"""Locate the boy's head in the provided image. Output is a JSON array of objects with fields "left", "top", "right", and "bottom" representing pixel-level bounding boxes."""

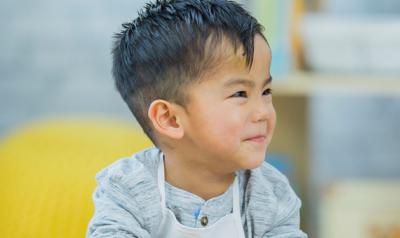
[{"left": 112, "top": 0, "right": 268, "bottom": 145}]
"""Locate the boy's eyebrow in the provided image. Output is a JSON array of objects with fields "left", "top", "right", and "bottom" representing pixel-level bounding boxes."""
[{"left": 223, "top": 76, "right": 273, "bottom": 88}]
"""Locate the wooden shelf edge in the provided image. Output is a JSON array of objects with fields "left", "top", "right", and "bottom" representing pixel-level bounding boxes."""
[{"left": 273, "top": 72, "right": 400, "bottom": 97}]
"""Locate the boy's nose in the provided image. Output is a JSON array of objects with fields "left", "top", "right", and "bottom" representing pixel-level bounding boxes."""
[{"left": 250, "top": 100, "right": 272, "bottom": 123}]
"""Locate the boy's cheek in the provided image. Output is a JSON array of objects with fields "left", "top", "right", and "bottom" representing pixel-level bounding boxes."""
[
  {"left": 205, "top": 121, "right": 241, "bottom": 148},
  {"left": 268, "top": 113, "right": 277, "bottom": 133}
]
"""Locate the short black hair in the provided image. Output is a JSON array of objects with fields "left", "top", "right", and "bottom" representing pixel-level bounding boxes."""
[{"left": 112, "top": 0, "right": 265, "bottom": 144}]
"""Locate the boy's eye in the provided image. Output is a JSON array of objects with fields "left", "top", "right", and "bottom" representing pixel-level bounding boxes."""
[
  {"left": 263, "top": 88, "right": 273, "bottom": 96},
  {"left": 231, "top": 91, "right": 248, "bottom": 98}
]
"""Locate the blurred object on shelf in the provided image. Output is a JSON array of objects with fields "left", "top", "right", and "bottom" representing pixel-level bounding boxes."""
[
  {"left": 319, "top": 0, "right": 400, "bottom": 15},
  {"left": 250, "top": 0, "right": 296, "bottom": 76},
  {"left": 320, "top": 180, "right": 400, "bottom": 238},
  {"left": 266, "top": 153, "right": 293, "bottom": 179},
  {"left": 301, "top": 14, "right": 400, "bottom": 74},
  {"left": 368, "top": 224, "right": 400, "bottom": 238},
  {"left": 304, "top": 0, "right": 322, "bottom": 12},
  {"left": 291, "top": 0, "right": 306, "bottom": 70}
]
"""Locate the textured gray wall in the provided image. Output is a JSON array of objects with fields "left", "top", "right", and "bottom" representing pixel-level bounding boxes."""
[{"left": 0, "top": 0, "right": 149, "bottom": 136}]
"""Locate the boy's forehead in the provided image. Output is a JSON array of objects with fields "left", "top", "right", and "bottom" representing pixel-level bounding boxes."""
[
  {"left": 211, "top": 34, "right": 269, "bottom": 66},
  {"left": 222, "top": 76, "right": 273, "bottom": 89},
  {"left": 200, "top": 36, "right": 271, "bottom": 84},
  {"left": 204, "top": 36, "right": 247, "bottom": 65}
]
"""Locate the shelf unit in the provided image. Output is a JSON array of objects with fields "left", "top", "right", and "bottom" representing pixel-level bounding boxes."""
[{"left": 268, "top": 71, "right": 400, "bottom": 236}]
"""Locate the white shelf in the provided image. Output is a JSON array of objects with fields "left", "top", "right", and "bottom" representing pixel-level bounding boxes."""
[{"left": 273, "top": 72, "right": 400, "bottom": 97}]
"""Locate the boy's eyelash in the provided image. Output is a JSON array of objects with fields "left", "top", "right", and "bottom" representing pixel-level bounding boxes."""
[
  {"left": 263, "top": 88, "right": 273, "bottom": 95},
  {"left": 232, "top": 91, "right": 248, "bottom": 98},
  {"left": 231, "top": 88, "right": 273, "bottom": 98}
]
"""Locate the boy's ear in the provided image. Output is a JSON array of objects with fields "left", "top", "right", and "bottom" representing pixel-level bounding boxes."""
[{"left": 148, "top": 99, "right": 184, "bottom": 139}]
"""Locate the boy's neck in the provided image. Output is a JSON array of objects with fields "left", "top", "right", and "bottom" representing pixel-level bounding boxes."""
[{"left": 163, "top": 153, "right": 236, "bottom": 201}]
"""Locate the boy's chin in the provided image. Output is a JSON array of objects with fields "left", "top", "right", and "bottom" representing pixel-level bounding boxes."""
[{"left": 238, "top": 154, "right": 266, "bottom": 170}]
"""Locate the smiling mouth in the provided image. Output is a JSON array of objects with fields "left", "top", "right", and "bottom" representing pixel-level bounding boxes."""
[{"left": 245, "top": 135, "right": 266, "bottom": 144}]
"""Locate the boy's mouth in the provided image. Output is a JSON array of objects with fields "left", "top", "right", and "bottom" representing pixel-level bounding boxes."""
[{"left": 244, "top": 135, "right": 266, "bottom": 144}]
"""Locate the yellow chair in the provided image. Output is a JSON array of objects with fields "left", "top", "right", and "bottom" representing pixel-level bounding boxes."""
[{"left": 0, "top": 118, "right": 153, "bottom": 238}]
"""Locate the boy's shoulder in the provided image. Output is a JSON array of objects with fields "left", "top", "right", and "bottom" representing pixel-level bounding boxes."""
[
  {"left": 241, "top": 161, "right": 301, "bottom": 224},
  {"left": 96, "top": 147, "right": 160, "bottom": 179},
  {"left": 92, "top": 147, "right": 162, "bottom": 234},
  {"left": 253, "top": 161, "right": 292, "bottom": 188},
  {"left": 242, "top": 163, "right": 306, "bottom": 236},
  {"left": 245, "top": 160, "right": 293, "bottom": 191},
  {"left": 94, "top": 147, "right": 161, "bottom": 198}
]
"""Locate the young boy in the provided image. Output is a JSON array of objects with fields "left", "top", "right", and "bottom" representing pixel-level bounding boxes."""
[{"left": 87, "top": 0, "right": 307, "bottom": 237}]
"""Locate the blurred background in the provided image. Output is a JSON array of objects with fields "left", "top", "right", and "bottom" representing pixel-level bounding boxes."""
[{"left": 1, "top": 0, "right": 400, "bottom": 237}]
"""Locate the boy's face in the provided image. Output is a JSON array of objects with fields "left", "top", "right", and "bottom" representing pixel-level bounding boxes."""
[{"left": 180, "top": 34, "right": 276, "bottom": 172}]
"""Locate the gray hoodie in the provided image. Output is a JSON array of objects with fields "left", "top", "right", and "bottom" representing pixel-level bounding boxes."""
[{"left": 87, "top": 147, "right": 307, "bottom": 238}]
